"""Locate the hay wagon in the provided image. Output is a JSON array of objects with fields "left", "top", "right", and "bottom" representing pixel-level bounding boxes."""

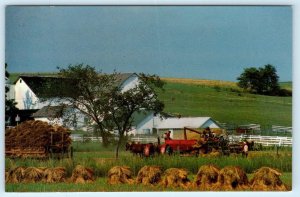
[
  {"left": 5, "top": 120, "right": 73, "bottom": 159},
  {"left": 159, "top": 127, "right": 230, "bottom": 156}
]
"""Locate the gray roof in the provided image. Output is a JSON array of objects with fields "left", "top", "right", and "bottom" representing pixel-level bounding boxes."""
[{"left": 32, "top": 106, "right": 67, "bottom": 118}]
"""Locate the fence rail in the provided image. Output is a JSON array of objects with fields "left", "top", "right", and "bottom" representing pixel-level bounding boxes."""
[{"left": 229, "top": 134, "right": 292, "bottom": 147}]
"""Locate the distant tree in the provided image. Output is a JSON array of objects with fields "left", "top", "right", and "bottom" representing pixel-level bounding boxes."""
[
  {"left": 237, "top": 64, "right": 280, "bottom": 95},
  {"left": 5, "top": 63, "right": 18, "bottom": 125}
]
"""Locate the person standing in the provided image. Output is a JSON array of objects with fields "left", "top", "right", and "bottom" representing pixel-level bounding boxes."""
[{"left": 242, "top": 141, "right": 249, "bottom": 157}]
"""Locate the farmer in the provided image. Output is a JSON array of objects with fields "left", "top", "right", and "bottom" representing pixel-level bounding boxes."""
[
  {"left": 242, "top": 141, "right": 249, "bottom": 158},
  {"left": 165, "top": 130, "right": 172, "bottom": 140}
]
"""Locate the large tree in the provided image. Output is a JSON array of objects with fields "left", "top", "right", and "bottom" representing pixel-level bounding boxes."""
[
  {"left": 41, "top": 64, "right": 165, "bottom": 156},
  {"left": 5, "top": 63, "right": 18, "bottom": 125},
  {"left": 237, "top": 64, "right": 280, "bottom": 95}
]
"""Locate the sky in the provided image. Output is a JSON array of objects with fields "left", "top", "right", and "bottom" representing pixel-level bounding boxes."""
[{"left": 5, "top": 5, "right": 292, "bottom": 82}]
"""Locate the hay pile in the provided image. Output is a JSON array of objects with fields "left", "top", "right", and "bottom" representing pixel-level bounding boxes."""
[
  {"left": 212, "top": 166, "right": 249, "bottom": 191},
  {"left": 194, "top": 164, "right": 220, "bottom": 190},
  {"left": 6, "top": 166, "right": 25, "bottom": 183},
  {"left": 5, "top": 120, "right": 71, "bottom": 157},
  {"left": 70, "top": 165, "right": 95, "bottom": 184},
  {"left": 43, "top": 167, "right": 66, "bottom": 183},
  {"left": 250, "top": 167, "right": 289, "bottom": 191},
  {"left": 107, "top": 166, "right": 134, "bottom": 185},
  {"left": 23, "top": 167, "right": 46, "bottom": 183},
  {"left": 161, "top": 168, "right": 191, "bottom": 188},
  {"left": 136, "top": 165, "right": 162, "bottom": 185}
]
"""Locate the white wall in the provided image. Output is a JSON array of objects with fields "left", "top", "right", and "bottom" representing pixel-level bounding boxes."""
[
  {"left": 136, "top": 113, "right": 157, "bottom": 134},
  {"left": 120, "top": 74, "right": 140, "bottom": 92},
  {"left": 14, "top": 78, "right": 39, "bottom": 109},
  {"left": 201, "top": 119, "right": 220, "bottom": 128}
]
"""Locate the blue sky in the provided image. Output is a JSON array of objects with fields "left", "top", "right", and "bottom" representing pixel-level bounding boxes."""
[{"left": 5, "top": 6, "right": 292, "bottom": 81}]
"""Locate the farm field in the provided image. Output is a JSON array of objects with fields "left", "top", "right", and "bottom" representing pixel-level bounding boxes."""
[
  {"left": 159, "top": 78, "right": 292, "bottom": 128},
  {"left": 5, "top": 142, "right": 292, "bottom": 192}
]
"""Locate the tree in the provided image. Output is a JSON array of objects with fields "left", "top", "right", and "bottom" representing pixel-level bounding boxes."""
[
  {"left": 5, "top": 63, "right": 18, "bottom": 125},
  {"left": 38, "top": 64, "right": 116, "bottom": 146},
  {"left": 237, "top": 64, "right": 280, "bottom": 95},
  {"left": 41, "top": 64, "right": 165, "bottom": 156},
  {"left": 109, "top": 73, "right": 165, "bottom": 158}
]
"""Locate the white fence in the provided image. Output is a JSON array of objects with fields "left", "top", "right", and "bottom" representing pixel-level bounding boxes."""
[
  {"left": 71, "top": 136, "right": 103, "bottom": 142},
  {"left": 229, "top": 134, "right": 292, "bottom": 147},
  {"left": 272, "top": 125, "right": 292, "bottom": 134}
]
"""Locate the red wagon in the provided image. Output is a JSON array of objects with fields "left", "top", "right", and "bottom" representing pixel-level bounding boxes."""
[{"left": 159, "top": 127, "right": 202, "bottom": 155}]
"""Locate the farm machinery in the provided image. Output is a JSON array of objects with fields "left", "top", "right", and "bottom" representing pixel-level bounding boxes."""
[
  {"left": 159, "top": 127, "right": 232, "bottom": 156},
  {"left": 127, "top": 127, "right": 248, "bottom": 157}
]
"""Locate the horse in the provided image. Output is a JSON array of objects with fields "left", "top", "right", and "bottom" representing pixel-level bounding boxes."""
[{"left": 125, "top": 142, "right": 145, "bottom": 157}]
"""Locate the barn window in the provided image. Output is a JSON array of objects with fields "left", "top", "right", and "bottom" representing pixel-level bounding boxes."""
[{"left": 20, "top": 79, "right": 22, "bottom": 83}]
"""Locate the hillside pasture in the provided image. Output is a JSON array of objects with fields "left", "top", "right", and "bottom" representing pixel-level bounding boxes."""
[{"left": 159, "top": 81, "right": 292, "bottom": 128}]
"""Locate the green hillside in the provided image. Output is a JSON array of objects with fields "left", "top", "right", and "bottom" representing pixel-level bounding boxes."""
[
  {"left": 8, "top": 73, "right": 292, "bottom": 129},
  {"left": 159, "top": 80, "right": 292, "bottom": 129}
]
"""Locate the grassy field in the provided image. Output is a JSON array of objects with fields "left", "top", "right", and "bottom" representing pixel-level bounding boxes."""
[
  {"left": 5, "top": 142, "right": 292, "bottom": 192},
  {"left": 159, "top": 79, "right": 292, "bottom": 128}
]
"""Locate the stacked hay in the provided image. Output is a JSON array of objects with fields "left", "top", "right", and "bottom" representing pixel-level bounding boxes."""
[
  {"left": 194, "top": 164, "right": 220, "bottom": 190},
  {"left": 136, "top": 165, "right": 162, "bottom": 185},
  {"left": 23, "top": 167, "right": 46, "bottom": 183},
  {"left": 70, "top": 165, "right": 95, "bottom": 184},
  {"left": 213, "top": 166, "right": 249, "bottom": 191},
  {"left": 5, "top": 120, "right": 71, "bottom": 158},
  {"left": 161, "top": 168, "right": 191, "bottom": 189},
  {"left": 107, "top": 166, "right": 134, "bottom": 185},
  {"left": 250, "top": 167, "right": 289, "bottom": 191},
  {"left": 5, "top": 166, "right": 26, "bottom": 183},
  {"left": 43, "top": 167, "right": 66, "bottom": 183}
]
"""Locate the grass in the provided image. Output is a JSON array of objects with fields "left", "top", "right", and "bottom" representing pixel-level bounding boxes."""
[
  {"left": 158, "top": 81, "right": 292, "bottom": 128},
  {"left": 5, "top": 142, "right": 292, "bottom": 192},
  {"left": 6, "top": 172, "right": 292, "bottom": 192}
]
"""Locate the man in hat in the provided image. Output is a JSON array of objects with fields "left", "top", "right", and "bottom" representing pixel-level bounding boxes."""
[{"left": 165, "top": 130, "right": 172, "bottom": 140}]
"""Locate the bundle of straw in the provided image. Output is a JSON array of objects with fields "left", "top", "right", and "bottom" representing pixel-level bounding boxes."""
[
  {"left": 212, "top": 166, "right": 249, "bottom": 191},
  {"left": 250, "top": 167, "right": 289, "bottom": 191},
  {"left": 136, "top": 165, "right": 162, "bottom": 185},
  {"left": 70, "top": 165, "right": 94, "bottom": 184},
  {"left": 161, "top": 168, "right": 191, "bottom": 189},
  {"left": 194, "top": 164, "right": 220, "bottom": 190},
  {"left": 107, "top": 166, "right": 134, "bottom": 185}
]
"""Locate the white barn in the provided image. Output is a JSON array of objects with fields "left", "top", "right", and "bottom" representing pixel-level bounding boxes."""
[
  {"left": 13, "top": 73, "right": 140, "bottom": 110},
  {"left": 10, "top": 73, "right": 140, "bottom": 128},
  {"left": 132, "top": 111, "right": 221, "bottom": 136}
]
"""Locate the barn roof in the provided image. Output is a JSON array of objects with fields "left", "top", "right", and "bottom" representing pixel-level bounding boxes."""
[
  {"left": 155, "top": 117, "right": 220, "bottom": 129},
  {"left": 14, "top": 73, "right": 137, "bottom": 97}
]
